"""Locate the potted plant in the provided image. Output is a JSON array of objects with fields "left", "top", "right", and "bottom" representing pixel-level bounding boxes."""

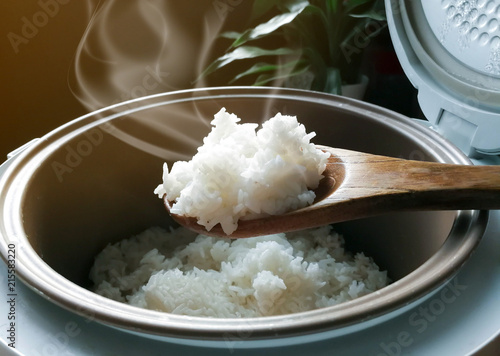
[{"left": 200, "top": 0, "right": 386, "bottom": 96}]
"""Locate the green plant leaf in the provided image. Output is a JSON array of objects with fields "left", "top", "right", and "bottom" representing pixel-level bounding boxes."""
[
  {"left": 230, "top": 59, "right": 307, "bottom": 83},
  {"left": 250, "top": 0, "right": 310, "bottom": 21},
  {"left": 230, "top": 62, "right": 279, "bottom": 83},
  {"left": 322, "top": 67, "right": 342, "bottom": 94},
  {"left": 300, "top": 4, "right": 328, "bottom": 23},
  {"left": 199, "top": 46, "right": 298, "bottom": 79},
  {"left": 346, "top": 0, "right": 386, "bottom": 20},
  {"left": 325, "top": 0, "right": 339, "bottom": 14},
  {"left": 253, "top": 62, "right": 311, "bottom": 86},
  {"left": 288, "top": 4, "right": 328, "bottom": 53},
  {"left": 282, "top": 0, "right": 311, "bottom": 12},
  {"left": 230, "top": 0, "right": 310, "bottom": 48},
  {"left": 220, "top": 31, "right": 243, "bottom": 40},
  {"left": 349, "top": 9, "right": 386, "bottom": 21},
  {"left": 349, "top": 11, "right": 386, "bottom": 21}
]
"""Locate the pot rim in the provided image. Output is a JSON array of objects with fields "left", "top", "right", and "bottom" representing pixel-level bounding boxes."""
[{"left": 0, "top": 87, "right": 488, "bottom": 345}]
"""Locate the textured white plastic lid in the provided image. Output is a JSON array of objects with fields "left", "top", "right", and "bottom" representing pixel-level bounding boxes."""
[{"left": 386, "top": 0, "right": 500, "bottom": 156}]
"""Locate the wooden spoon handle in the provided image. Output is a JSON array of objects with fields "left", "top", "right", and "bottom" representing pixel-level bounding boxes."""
[{"left": 321, "top": 147, "right": 500, "bottom": 213}]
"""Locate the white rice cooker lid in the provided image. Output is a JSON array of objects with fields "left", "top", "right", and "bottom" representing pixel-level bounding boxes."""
[{"left": 386, "top": 0, "right": 500, "bottom": 157}]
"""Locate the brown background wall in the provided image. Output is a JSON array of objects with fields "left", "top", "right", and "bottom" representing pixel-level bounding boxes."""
[{"left": 0, "top": 1, "right": 89, "bottom": 158}]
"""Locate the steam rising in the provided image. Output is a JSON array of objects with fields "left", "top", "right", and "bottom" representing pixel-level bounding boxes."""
[
  {"left": 69, "top": 0, "right": 242, "bottom": 160},
  {"left": 71, "top": 0, "right": 196, "bottom": 108}
]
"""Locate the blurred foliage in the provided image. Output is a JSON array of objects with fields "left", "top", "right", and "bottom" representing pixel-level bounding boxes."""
[{"left": 201, "top": 0, "right": 386, "bottom": 94}]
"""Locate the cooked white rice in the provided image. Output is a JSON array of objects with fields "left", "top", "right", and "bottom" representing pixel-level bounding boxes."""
[
  {"left": 90, "top": 226, "right": 389, "bottom": 318},
  {"left": 154, "top": 108, "right": 331, "bottom": 235}
]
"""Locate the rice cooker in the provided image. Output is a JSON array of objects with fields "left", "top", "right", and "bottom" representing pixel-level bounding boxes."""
[
  {"left": 1, "top": 0, "right": 499, "bottom": 355},
  {"left": 388, "top": 0, "right": 500, "bottom": 158}
]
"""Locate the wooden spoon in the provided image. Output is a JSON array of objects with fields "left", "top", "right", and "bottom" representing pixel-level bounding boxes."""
[{"left": 164, "top": 146, "right": 500, "bottom": 238}]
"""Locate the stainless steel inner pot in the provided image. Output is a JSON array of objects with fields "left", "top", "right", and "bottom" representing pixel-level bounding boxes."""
[{"left": 0, "top": 87, "right": 487, "bottom": 348}]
